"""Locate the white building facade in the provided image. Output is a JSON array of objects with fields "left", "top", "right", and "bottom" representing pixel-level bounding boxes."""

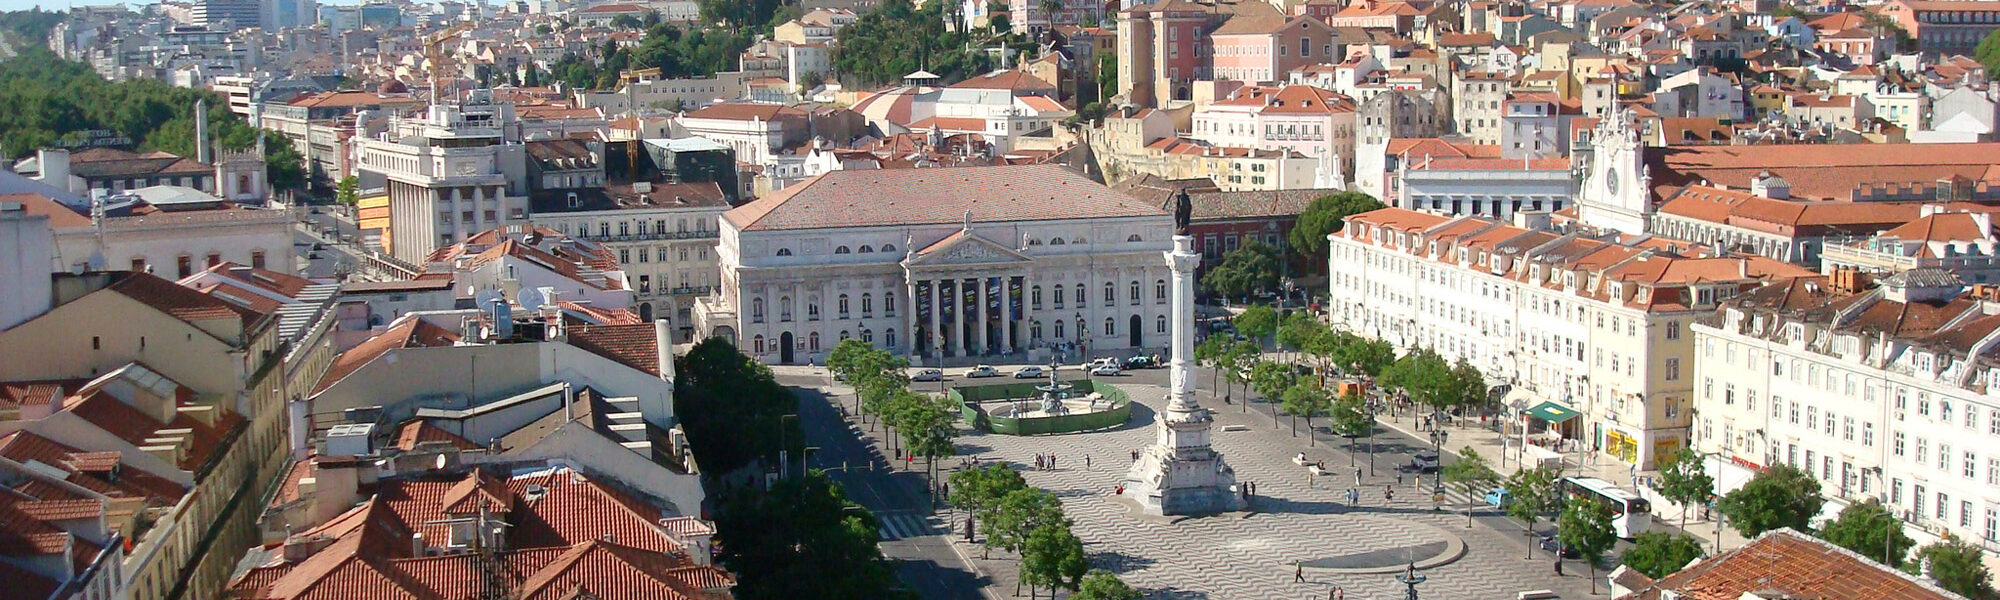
[{"left": 702, "top": 165, "right": 1178, "bottom": 365}]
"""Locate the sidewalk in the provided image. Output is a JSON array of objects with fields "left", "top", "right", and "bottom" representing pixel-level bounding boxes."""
[{"left": 1372, "top": 412, "right": 1750, "bottom": 551}]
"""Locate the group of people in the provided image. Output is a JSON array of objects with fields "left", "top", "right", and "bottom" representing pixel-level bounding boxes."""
[
  {"left": 1291, "top": 563, "right": 1346, "bottom": 599},
  {"left": 1034, "top": 453, "right": 1060, "bottom": 470}
]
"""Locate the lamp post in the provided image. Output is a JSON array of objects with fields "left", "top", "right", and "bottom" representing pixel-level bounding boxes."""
[
  {"left": 1394, "top": 560, "right": 1427, "bottom": 600},
  {"left": 1430, "top": 427, "right": 1449, "bottom": 511}
]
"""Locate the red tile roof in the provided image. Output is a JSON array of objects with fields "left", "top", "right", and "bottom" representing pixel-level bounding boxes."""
[
  {"left": 311, "top": 316, "right": 462, "bottom": 395},
  {"left": 568, "top": 323, "right": 664, "bottom": 376},
  {"left": 0, "top": 193, "right": 89, "bottom": 228},
  {"left": 1616, "top": 529, "right": 1965, "bottom": 600},
  {"left": 108, "top": 271, "right": 265, "bottom": 326}
]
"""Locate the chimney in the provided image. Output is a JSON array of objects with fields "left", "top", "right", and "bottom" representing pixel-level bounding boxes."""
[
  {"left": 196, "top": 98, "right": 211, "bottom": 165},
  {"left": 654, "top": 318, "right": 674, "bottom": 381},
  {"left": 307, "top": 456, "right": 363, "bottom": 525},
  {"left": 36, "top": 149, "right": 70, "bottom": 191},
  {"left": 1750, "top": 171, "right": 1789, "bottom": 199},
  {"left": 288, "top": 398, "right": 311, "bottom": 461}
]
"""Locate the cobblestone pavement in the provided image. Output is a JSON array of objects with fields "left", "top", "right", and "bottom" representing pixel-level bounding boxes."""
[{"left": 949, "top": 379, "right": 1607, "bottom": 600}]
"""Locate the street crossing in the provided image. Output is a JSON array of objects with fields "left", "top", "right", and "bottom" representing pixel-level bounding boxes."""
[{"left": 875, "top": 510, "right": 944, "bottom": 541}]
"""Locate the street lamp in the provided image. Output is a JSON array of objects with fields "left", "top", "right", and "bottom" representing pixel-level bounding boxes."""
[
  {"left": 1430, "top": 427, "right": 1449, "bottom": 511},
  {"left": 1394, "top": 560, "right": 1427, "bottom": 600}
]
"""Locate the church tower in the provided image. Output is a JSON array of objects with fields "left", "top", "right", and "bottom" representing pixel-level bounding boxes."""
[{"left": 1575, "top": 107, "right": 1652, "bottom": 235}]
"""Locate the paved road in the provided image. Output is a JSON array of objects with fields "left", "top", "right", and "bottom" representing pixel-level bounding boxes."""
[{"left": 781, "top": 374, "right": 995, "bottom": 600}]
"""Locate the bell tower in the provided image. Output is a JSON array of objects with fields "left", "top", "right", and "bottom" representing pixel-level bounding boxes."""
[{"left": 1576, "top": 107, "right": 1652, "bottom": 235}]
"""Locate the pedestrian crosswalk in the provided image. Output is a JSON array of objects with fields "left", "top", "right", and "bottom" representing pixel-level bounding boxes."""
[{"left": 876, "top": 511, "right": 944, "bottom": 541}]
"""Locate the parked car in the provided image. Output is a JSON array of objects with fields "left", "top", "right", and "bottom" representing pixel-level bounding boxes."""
[
  {"left": 1123, "top": 356, "right": 1158, "bottom": 369},
  {"left": 1408, "top": 450, "right": 1441, "bottom": 473},
  {"left": 1538, "top": 534, "right": 1581, "bottom": 559},
  {"left": 1090, "top": 364, "right": 1122, "bottom": 376},
  {"left": 1013, "top": 366, "right": 1046, "bottom": 379},
  {"left": 1087, "top": 357, "right": 1118, "bottom": 369},
  {"left": 965, "top": 365, "right": 1001, "bottom": 378},
  {"left": 912, "top": 369, "right": 943, "bottom": 382},
  {"left": 1484, "top": 488, "right": 1510, "bottom": 508}
]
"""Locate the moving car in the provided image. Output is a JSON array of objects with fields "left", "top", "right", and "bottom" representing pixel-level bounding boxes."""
[
  {"left": 1484, "top": 488, "right": 1510, "bottom": 508},
  {"left": 1013, "top": 366, "right": 1046, "bottom": 379},
  {"left": 911, "top": 369, "right": 943, "bottom": 382},
  {"left": 1090, "top": 363, "right": 1122, "bottom": 376},
  {"left": 1124, "top": 356, "right": 1159, "bottom": 369},
  {"left": 966, "top": 365, "right": 1001, "bottom": 378},
  {"left": 1408, "top": 450, "right": 1441, "bottom": 473}
]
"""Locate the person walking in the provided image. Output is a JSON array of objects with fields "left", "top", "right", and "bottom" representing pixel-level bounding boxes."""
[
  {"left": 1354, "top": 468, "right": 1362, "bottom": 488},
  {"left": 1384, "top": 485, "right": 1394, "bottom": 502},
  {"left": 1085, "top": 455, "right": 1092, "bottom": 470},
  {"left": 1294, "top": 562, "right": 1306, "bottom": 583}
]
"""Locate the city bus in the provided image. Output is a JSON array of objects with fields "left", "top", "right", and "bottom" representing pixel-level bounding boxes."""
[{"left": 1559, "top": 477, "right": 1652, "bottom": 538}]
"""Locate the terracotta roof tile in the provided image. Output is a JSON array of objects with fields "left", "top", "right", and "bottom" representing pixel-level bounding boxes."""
[
  {"left": 723, "top": 165, "right": 1168, "bottom": 231},
  {"left": 568, "top": 323, "right": 664, "bottom": 376},
  {"left": 1620, "top": 529, "right": 1965, "bottom": 600}
]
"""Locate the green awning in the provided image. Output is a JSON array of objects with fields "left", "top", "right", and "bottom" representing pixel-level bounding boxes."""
[{"left": 1524, "top": 401, "right": 1581, "bottom": 424}]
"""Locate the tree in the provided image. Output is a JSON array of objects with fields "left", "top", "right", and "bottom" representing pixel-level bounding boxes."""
[
  {"left": 988, "top": 0, "right": 1012, "bottom": 33},
  {"left": 1234, "top": 304, "right": 1280, "bottom": 346},
  {"left": 1037, "top": 0, "right": 1065, "bottom": 29},
  {"left": 1249, "top": 360, "right": 1296, "bottom": 404},
  {"left": 334, "top": 175, "right": 360, "bottom": 206},
  {"left": 674, "top": 338, "right": 800, "bottom": 476},
  {"left": 1819, "top": 499, "right": 1914, "bottom": 568},
  {"left": 1221, "top": 341, "right": 1262, "bottom": 403},
  {"left": 1622, "top": 532, "right": 1705, "bottom": 579},
  {"left": 1656, "top": 448, "right": 1715, "bottom": 532},
  {"left": 1330, "top": 331, "right": 1394, "bottom": 378},
  {"left": 713, "top": 471, "right": 898, "bottom": 600},
  {"left": 1276, "top": 311, "right": 1327, "bottom": 361},
  {"left": 1381, "top": 348, "right": 1481, "bottom": 422},
  {"left": 1909, "top": 538, "right": 1995, "bottom": 599},
  {"left": 1717, "top": 464, "right": 1823, "bottom": 539},
  {"left": 611, "top": 13, "right": 645, "bottom": 29},
  {"left": 985, "top": 488, "right": 1068, "bottom": 559},
  {"left": 1019, "top": 523, "right": 1088, "bottom": 597},
  {"left": 1195, "top": 335, "right": 1232, "bottom": 397},
  {"left": 1978, "top": 29, "right": 2000, "bottom": 76},
  {"left": 1072, "top": 570, "right": 1141, "bottom": 600},
  {"left": 826, "top": 338, "right": 875, "bottom": 382},
  {"left": 1288, "top": 191, "right": 1385, "bottom": 265},
  {"left": 1096, "top": 53, "right": 1116, "bottom": 104},
  {"left": 948, "top": 463, "right": 1028, "bottom": 515},
  {"left": 1503, "top": 466, "right": 1559, "bottom": 559},
  {"left": 1200, "top": 240, "right": 1282, "bottom": 301},
  {"left": 1558, "top": 500, "right": 1617, "bottom": 594},
  {"left": 1279, "top": 378, "right": 1331, "bottom": 441},
  {"left": 1444, "top": 446, "right": 1500, "bottom": 526},
  {"left": 832, "top": 0, "right": 998, "bottom": 87}
]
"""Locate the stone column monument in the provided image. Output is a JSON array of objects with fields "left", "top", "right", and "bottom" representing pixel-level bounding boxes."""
[{"left": 1121, "top": 235, "right": 1244, "bottom": 515}]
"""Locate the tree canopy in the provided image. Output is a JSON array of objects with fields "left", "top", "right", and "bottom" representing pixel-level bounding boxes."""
[
  {"left": 674, "top": 337, "right": 802, "bottom": 476},
  {"left": 713, "top": 471, "right": 898, "bottom": 600},
  {"left": 0, "top": 50, "right": 305, "bottom": 191},
  {"left": 1818, "top": 499, "right": 1913, "bottom": 568},
  {"left": 832, "top": 0, "right": 1023, "bottom": 88},
  {"left": 1234, "top": 304, "right": 1280, "bottom": 343},
  {"left": 1380, "top": 348, "right": 1486, "bottom": 414},
  {"left": 1908, "top": 538, "right": 1995, "bottom": 599},
  {"left": 1716, "top": 464, "right": 1823, "bottom": 539},
  {"left": 1977, "top": 29, "right": 2000, "bottom": 76},
  {"left": 1201, "top": 240, "right": 1283, "bottom": 301},
  {"left": 1288, "top": 191, "right": 1385, "bottom": 263},
  {"left": 1558, "top": 500, "right": 1617, "bottom": 593},
  {"left": 1622, "top": 532, "right": 1705, "bottom": 579},
  {"left": 1073, "top": 570, "right": 1142, "bottom": 600},
  {"left": 1655, "top": 448, "right": 1715, "bottom": 531}
]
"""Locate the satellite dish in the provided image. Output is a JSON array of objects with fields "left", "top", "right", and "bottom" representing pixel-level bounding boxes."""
[
  {"left": 434, "top": 454, "right": 448, "bottom": 470},
  {"left": 473, "top": 288, "right": 505, "bottom": 309},
  {"left": 517, "top": 286, "right": 544, "bottom": 310}
]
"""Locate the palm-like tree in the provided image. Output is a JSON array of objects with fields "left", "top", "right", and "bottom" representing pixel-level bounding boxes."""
[{"left": 1038, "top": 0, "right": 1065, "bottom": 29}]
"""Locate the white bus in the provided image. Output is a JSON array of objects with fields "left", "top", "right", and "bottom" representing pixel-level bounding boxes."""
[{"left": 1560, "top": 477, "right": 1652, "bottom": 538}]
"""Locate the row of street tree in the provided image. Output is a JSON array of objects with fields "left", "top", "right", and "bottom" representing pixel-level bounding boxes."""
[
  {"left": 948, "top": 464, "right": 1141, "bottom": 599},
  {"left": 827, "top": 339, "right": 961, "bottom": 492}
]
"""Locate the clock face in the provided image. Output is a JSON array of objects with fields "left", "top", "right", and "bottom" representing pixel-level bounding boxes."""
[{"left": 1607, "top": 168, "right": 1620, "bottom": 194}]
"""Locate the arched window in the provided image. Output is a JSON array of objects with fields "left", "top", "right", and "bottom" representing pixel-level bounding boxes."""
[
  {"left": 1051, "top": 238, "right": 1067, "bottom": 246},
  {"left": 1106, "top": 317, "right": 1116, "bottom": 336},
  {"left": 862, "top": 328, "right": 875, "bottom": 343},
  {"left": 1129, "top": 281, "right": 1141, "bottom": 305},
  {"left": 753, "top": 298, "right": 766, "bottom": 322},
  {"left": 838, "top": 294, "right": 850, "bottom": 318},
  {"left": 1054, "top": 320, "right": 1065, "bottom": 339},
  {"left": 809, "top": 332, "right": 820, "bottom": 351},
  {"left": 779, "top": 296, "right": 793, "bottom": 321},
  {"left": 1127, "top": 234, "right": 1142, "bottom": 242},
  {"left": 886, "top": 328, "right": 898, "bottom": 348},
  {"left": 1075, "top": 286, "right": 1086, "bottom": 306},
  {"left": 1053, "top": 285, "right": 1065, "bottom": 309},
  {"left": 1156, "top": 315, "right": 1168, "bottom": 333},
  {"left": 1029, "top": 238, "right": 1043, "bottom": 246},
  {"left": 1031, "top": 320, "right": 1043, "bottom": 340},
  {"left": 1104, "top": 282, "right": 1115, "bottom": 303},
  {"left": 859, "top": 245, "right": 874, "bottom": 253},
  {"left": 861, "top": 293, "right": 874, "bottom": 316},
  {"left": 881, "top": 244, "right": 896, "bottom": 253},
  {"left": 884, "top": 293, "right": 896, "bottom": 317},
  {"left": 1032, "top": 286, "right": 1043, "bottom": 310},
  {"left": 1156, "top": 279, "right": 1168, "bottom": 303},
  {"left": 1076, "top": 318, "right": 1086, "bottom": 337},
  {"left": 841, "top": 330, "right": 851, "bottom": 340},
  {"left": 807, "top": 302, "right": 820, "bottom": 321},
  {"left": 753, "top": 335, "right": 766, "bottom": 354},
  {"left": 835, "top": 246, "right": 851, "bottom": 254},
  {"left": 776, "top": 248, "right": 793, "bottom": 256}
]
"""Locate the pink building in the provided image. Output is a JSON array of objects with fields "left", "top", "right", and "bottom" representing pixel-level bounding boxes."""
[
  {"left": 1211, "top": 14, "right": 1341, "bottom": 84},
  {"left": 1191, "top": 84, "right": 1359, "bottom": 179},
  {"left": 1119, "top": 0, "right": 1287, "bottom": 107}
]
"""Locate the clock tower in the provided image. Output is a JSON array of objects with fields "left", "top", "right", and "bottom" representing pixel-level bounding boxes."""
[{"left": 1576, "top": 107, "right": 1653, "bottom": 235}]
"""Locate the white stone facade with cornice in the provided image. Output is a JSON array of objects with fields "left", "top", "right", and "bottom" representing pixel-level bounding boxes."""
[{"left": 704, "top": 215, "right": 1179, "bottom": 365}]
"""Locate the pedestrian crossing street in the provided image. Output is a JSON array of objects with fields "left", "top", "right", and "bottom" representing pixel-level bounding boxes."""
[{"left": 875, "top": 511, "right": 944, "bottom": 541}]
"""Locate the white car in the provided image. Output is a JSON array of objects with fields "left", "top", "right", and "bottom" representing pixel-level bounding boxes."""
[
  {"left": 911, "top": 369, "right": 943, "bottom": 382},
  {"left": 1090, "top": 364, "right": 1122, "bottom": 376},
  {"left": 1013, "top": 366, "right": 1046, "bottom": 379},
  {"left": 966, "top": 365, "right": 1001, "bottom": 378}
]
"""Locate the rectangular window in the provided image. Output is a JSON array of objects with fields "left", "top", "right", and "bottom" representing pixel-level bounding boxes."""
[
  {"left": 1967, "top": 451, "right": 1978, "bottom": 478},
  {"left": 1864, "top": 422, "right": 1875, "bottom": 447},
  {"left": 1666, "top": 358, "right": 1680, "bottom": 381},
  {"left": 1894, "top": 431, "right": 1906, "bottom": 457}
]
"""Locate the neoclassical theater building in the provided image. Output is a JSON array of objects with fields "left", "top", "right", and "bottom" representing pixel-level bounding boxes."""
[{"left": 696, "top": 165, "right": 1179, "bottom": 364}]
